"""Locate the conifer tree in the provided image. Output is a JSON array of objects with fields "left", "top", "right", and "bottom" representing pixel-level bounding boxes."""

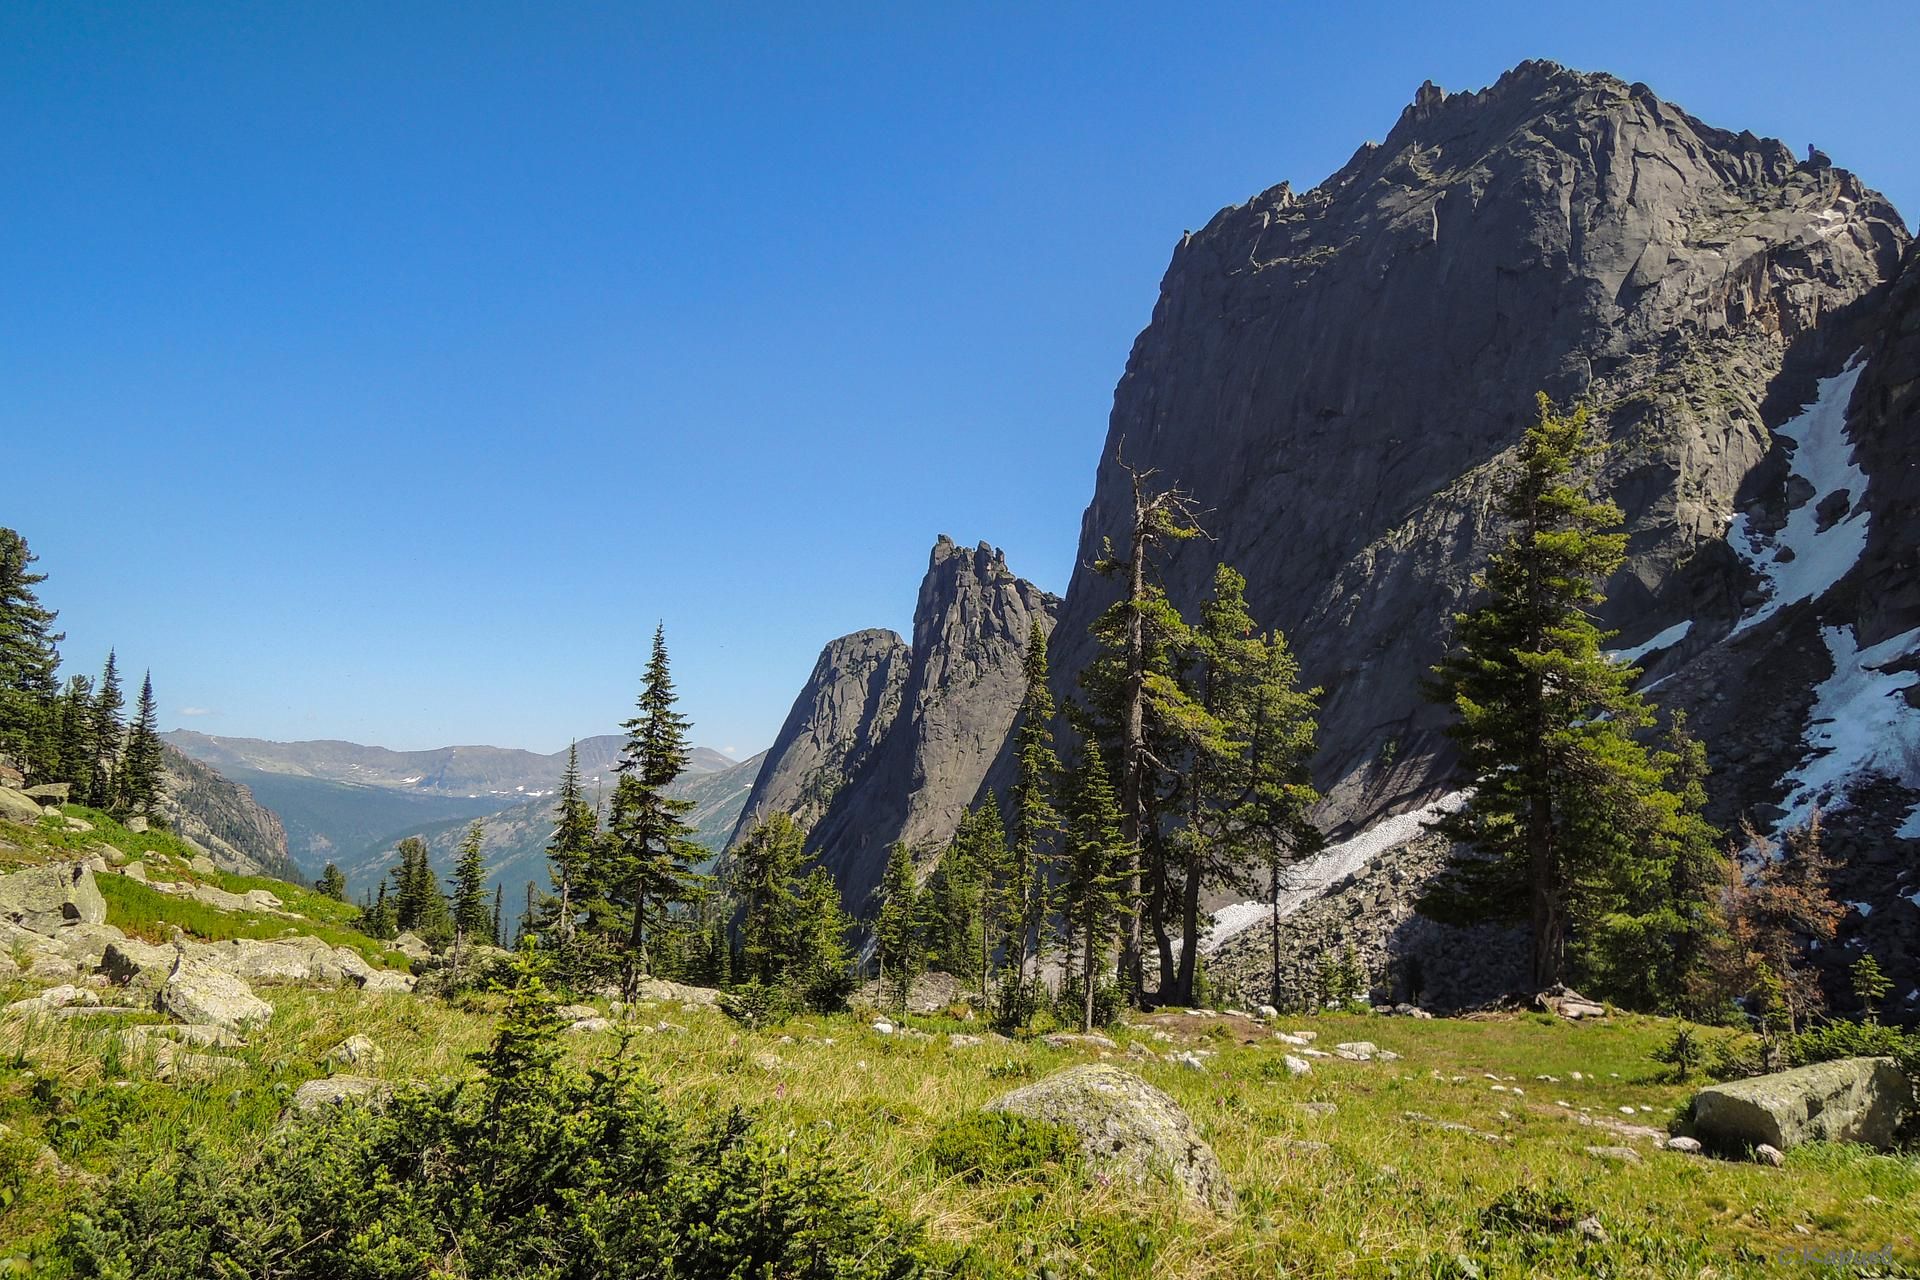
[
  {"left": 1851, "top": 953, "right": 1892, "bottom": 1022},
  {"left": 54, "top": 674, "right": 97, "bottom": 804},
  {"left": 1424, "top": 395, "right": 1704, "bottom": 992},
  {"left": 546, "top": 742, "right": 598, "bottom": 939},
  {"left": 1718, "top": 814, "right": 1844, "bottom": 1033},
  {"left": 91, "top": 650, "right": 125, "bottom": 808},
  {"left": 364, "top": 880, "right": 397, "bottom": 939},
  {"left": 318, "top": 862, "right": 348, "bottom": 901},
  {"left": 731, "top": 813, "right": 809, "bottom": 988},
  {"left": 1005, "top": 621, "right": 1061, "bottom": 980},
  {"left": 873, "top": 840, "right": 924, "bottom": 1013},
  {"left": 1061, "top": 742, "right": 1130, "bottom": 1031},
  {"left": 392, "top": 835, "right": 452, "bottom": 943},
  {"left": 492, "top": 884, "right": 504, "bottom": 947},
  {"left": 451, "top": 820, "right": 492, "bottom": 949},
  {"left": 0, "top": 529, "right": 63, "bottom": 781},
  {"left": 606, "top": 625, "right": 705, "bottom": 991},
  {"left": 922, "top": 814, "right": 985, "bottom": 987},
  {"left": 792, "top": 866, "right": 854, "bottom": 1011},
  {"left": 120, "top": 672, "right": 165, "bottom": 816}
]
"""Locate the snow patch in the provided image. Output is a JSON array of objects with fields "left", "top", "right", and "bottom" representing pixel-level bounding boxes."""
[
  {"left": 1727, "top": 359, "right": 1869, "bottom": 636},
  {"left": 1199, "top": 790, "right": 1472, "bottom": 954},
  {"left": 1847, "top": 901, "right": 1873, "bottom": 918},
  {"left": 1775, "top": 623, "right": 1920, "bottom": 830},
  {"left": 1606, "top": 620, "right": 1692, "bottom": 667}
]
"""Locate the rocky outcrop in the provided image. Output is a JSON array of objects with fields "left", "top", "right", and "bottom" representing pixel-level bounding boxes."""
[
  {"left": 737, "top": 537, "right": 1056, "bottom": 907},
  {"left": 984, "top": 1064, "right": 1234, "bottom": 1213},
  {"left": 1693, "top": 1057, "right": 1911, "bottom": 1151},
  {"left": 1048, "top": 61, "right": 1906, "bottom": 835},
  {"left": 731, "top": 630, "right": 910, "bottom": 841},
  {"left": 159, "top": 744, "right": 301, "bottom": 881},
  {"left": 159, "top": 955, "right": 275, "bottom": 1031}
]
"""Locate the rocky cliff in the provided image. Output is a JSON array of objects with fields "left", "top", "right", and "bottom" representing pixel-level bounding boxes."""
[
  {"left": 158, "top": 743, "right": 302, "bottom": 881},
  {"left": 1036, "top": 61, "right": 1917, "bottom": 1009},
  {"left": 735, "top": 537, "right": 1056, "bottom": 908}
]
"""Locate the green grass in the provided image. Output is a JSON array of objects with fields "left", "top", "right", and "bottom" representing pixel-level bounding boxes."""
[{"left": 0, "top": 990, "right": 1911, "bottom": 1278}]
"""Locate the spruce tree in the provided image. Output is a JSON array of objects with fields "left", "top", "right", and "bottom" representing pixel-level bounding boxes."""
[
  {"left": 121, "top": 672, "right": 165, "bottom": 817},
  {"left": 91, "top": 651, "right": 125, "bottom": 809},
  {"left": 873, "top": 840, "right": 924, "bottom": 1013},
  {"left": 607, "top": 625, "right": 704, "bottom": 991},
  {"left": 53, "top": 675, "right": 97, "bottom": 804},
  {"left": 545, "top": 742, "right": 598, "bottom": 940},
  {"left": 452, "top": 820, "right": 492, "bottom": 949},
  {"left": 923, "top": 813, "right": 985, "bottom": 986},
  {"left": 1061, "top": 742, "right": 1130, "bottom": 1031},
  {"left": 1084, "top": 510, "right": 1206, "bottom": 1003},
  {"left": 793, "top": 867, "right": 854, "bottom": 1012},
  {"left": 1424, "top": 395, "right": 1701, "bottom": 992},
  {"left": 0, "top": 529, "right": 63, "bottom": 781},
  {"left": 492, "top": 885, "right": 504, "bottom": 947},
  {"left": 1005, "top": 621, "right": 1061, "bottom": 981},
  {"left": 731, "top": 813, "right": 809, "bottom": 988},
  {"left": 317, "top": 862, "right": 348, "bottom": 901}
]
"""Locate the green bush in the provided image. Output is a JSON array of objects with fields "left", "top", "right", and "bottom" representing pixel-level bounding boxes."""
[
  {"left": 1478, "top": 1184, "right": 1587, "bottom": 1236},
  {"left": 52, "top": 953, "right": 930, "bottom": 1279},
  {"left": 926, "top": 1111, "right": 1079, "bottom": 1184},
  {"left": 1789, "top": 1019, "right": 1920, "bottom": 1084},
  {"left": 989, "top": 972, "right": 1043, "bottom": 1035}
]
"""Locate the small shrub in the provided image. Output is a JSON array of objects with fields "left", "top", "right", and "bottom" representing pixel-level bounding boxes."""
[
  {"left": 720, "top": 978, "right": 795, "bottom": 1029},
  {"left": 1789, "top": 1019, "right": 1920, "bottom": 1086},
  {"left": 989, "top": 972, "right": 1042, "bottom": 1035},
  {"left": 926, "top": 1111, "right": 1079, "bottom": 1184},
  {"left": 53, "top": 950, "right": 931, "bottom": 1279},
  {"left": 1479, "top": 1185, "right": 1587, "bottom": 1236},
  {"left": 1652, "top": 1025, "right": 1705, "bottom": 1082}
]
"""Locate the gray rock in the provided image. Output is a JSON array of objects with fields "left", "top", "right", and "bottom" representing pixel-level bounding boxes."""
[
  {"left": 0, "top": 864, "right": 108, "bottom": 934},
  {"left": 0, "top": 788, "right": 43, "bottom": 824},
  {"left": 630, "top": 977, "right": 719, "bottom": 1007},
  {"left": 5, "top": 984, "right": 99, "bottom": 1013},
  {"left": 1333, "top": 1041, "right": 1379, "bottom": 1061},
  {"left": 1754, "top": 1143, "right": 1786, "bottom": 1167},
  {"left": 1042, "top": 1032, "right": 1118, "bottom": 1051},
  {"left": 1692, "top": 1057, "right": 1909, "bottom": 1151},
  {"left": 1584, "top": 1145, "right": 1644, "bottom": 1165},
  {"left": 290, "top": 1075, "right": 392, "bottom": 1114},
  {"left": 159, "top": 957, "right": 273, "bottom": 1031},
  {"left": 986, "top": 1064, "right": 1235, "bottom": 1213},
  {"left": 1665, "top": 1136, "right": 1703, "bottom": 1154},
  {"left": 1282, "top": 1054, "right": 1312, "bottom": 1076},
  {"left": 21, "top": 783, "right": 70, "bottom": 803},
  {"left": 390, "top": 932, "right": 433, "bottom": 961},
  {"left": 357, "top": 970, "right": 416, "bottom": 994},
  {"left": 564, "top": 1017, "right": 613, "bottom": 1035},
  {"left": 327, "top": 1034, "right": 383, "bottom": 1066},
  {"left": 123, "top": 815, "right": 148, "bottom": 834}
]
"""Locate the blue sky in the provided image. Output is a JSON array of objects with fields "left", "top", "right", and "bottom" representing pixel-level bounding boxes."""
[{"left": 5, "top": 2, "right": 1914, "bottom": 756}]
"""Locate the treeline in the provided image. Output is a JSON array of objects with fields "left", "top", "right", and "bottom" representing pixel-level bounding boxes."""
[{"left": 0, "top": 529, "right": 167, "bottom": 815}]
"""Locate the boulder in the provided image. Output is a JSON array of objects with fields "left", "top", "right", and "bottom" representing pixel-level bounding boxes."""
[
  {"left": 46, "top": 922, "right": 127, "bottom": 968},
  {"left": 21, "top": 783, "right": 70, "bottom": 803},
  {"left": 100, "top": 937, "right": 180, "bottom": 989},
  {"left": 327, "top": 1034, "right": 384, "bottom": 1067},
  {"left": 159, "top": 957, "right": 273, "bottom": 1031},
  {"left": 123, "top": 815, "right": 148, "bottom": 834},
  {"left": 291, "top": 1075, "right": 392, "bottom": 1114},
  {"left": 0, "top": 788, "right": 42, "bottom": 825},
  {"left": 357, "top": 970, "right": 415, "bottom": 994},
  {"left": 390, "top": 932, "right": 434, "bottom": 961},
  {"left": 1041, "top": 1032, "right": 1118, "bottom": 1051},
  {"left": 5, "top": 984, "right": 99, "bottom": 1013},
  {"left": 985, "top": 1064, "right": 1235, "bottom": 1213},
  {"left": 1536, "top": 984, "right": 1607, "bottom": 1020},
  {"left": 564, "top": 1017, "right": 613, "bottom": 1035},
  {"left": 1692, "top": 1057, "right": 1910, "bottom": 1151},
  {"left": 0, "top": 864, "right": 108, "bottom": 933},
  {"left": 1282, "top": 1055, "right": 1312, "bottom": 1076},
  {"left": 631, "top": 977, "right": 720, "bottom": 1007}
]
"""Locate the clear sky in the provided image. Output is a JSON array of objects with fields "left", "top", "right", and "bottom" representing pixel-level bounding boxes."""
[{"left": 5, "top": 2, "right": 1914, "bottom": 756}]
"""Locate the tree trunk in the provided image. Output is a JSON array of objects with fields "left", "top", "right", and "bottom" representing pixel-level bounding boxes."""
[
  {"left": 1120, "top": 530, "right": 1148, "bottom": 1007},
  {"left": 1173, "top": 843, "right": 1202, "bottom": 1006},
  {"left": 1527, "top": 789, "right": 1561, "bottom": 988},
  {"left": 1269, "top": 862, "right": 1283, "bottom": 1011},
  {"left": 1081, "top": 910, "right": 1098, "bottom": 1033}
]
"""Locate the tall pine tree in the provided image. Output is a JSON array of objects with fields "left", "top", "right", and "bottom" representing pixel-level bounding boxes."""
[
  {"left": 1424, "top": 394, "right": 1712, "bottom": 993},
  {"left": 91, "top": 651, "right": 125, "bottom": 810},
  {"left": 873, "top": 840, "right": 924, "bottom": 1013},
  {"left": 545, "top": 742, "right": 598, "bottom": 939},
  {"left": 120, "top": 672, "right": 165, "bottom": 817},
  {"left": 451, "top": 820, "right": 492, "bottom": 950},
  {"left": 0, "top": 529, "right": 63, "bottom": 781},
  {"left": 1006, "top": 621, "right": 1060, "bottom": 980},
  {"left": 607, "top": 625, "right": 704, "bottom": 991},
  {"left": 1060, "top": 742, "right": 1130, "bottom": 1031}
]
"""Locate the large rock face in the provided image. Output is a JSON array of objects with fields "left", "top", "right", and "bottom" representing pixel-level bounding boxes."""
[
  {"left": 1693, "top": 1057, "right": 1911, "bottom": 1151},
  {"left": 735, "top": 537, "right": 1055, "bottom": 907},
  {"left": 1049, "top": 60, "right": 1904, "bottom": 824},
  {"left": 1034, "top": 60, "right": 1920, "bottom": 1009}
]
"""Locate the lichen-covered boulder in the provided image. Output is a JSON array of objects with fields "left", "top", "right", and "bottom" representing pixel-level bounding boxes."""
[
  {"left": 290, "top": 1075, "right": 392, "bottom": 1114},
  {"left": 159, "top": 957, "right": 273, "bottom": 1031},
  {"left": 0, "top": 864, "right": 107, "bottom": 934},
  {"left": 0, "top": 788, "right": 42, "bottom": 825},
  {"left": 1693, "top": 1057, "right": 1910, "bottom": 1151},
  {"left": 984, "top": 1063, "right": 1234, "bottom": 1213}
]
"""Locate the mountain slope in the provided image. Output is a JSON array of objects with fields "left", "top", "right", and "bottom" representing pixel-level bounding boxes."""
[
  {"left": 337, "top": 750, "right": 766, "bottom": 904},
  {"left": 157, "top": 743, "right": 302, "bottom": 882},
  {"left": 162, "top": 730, "right": 634, "bottom": 798}
]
